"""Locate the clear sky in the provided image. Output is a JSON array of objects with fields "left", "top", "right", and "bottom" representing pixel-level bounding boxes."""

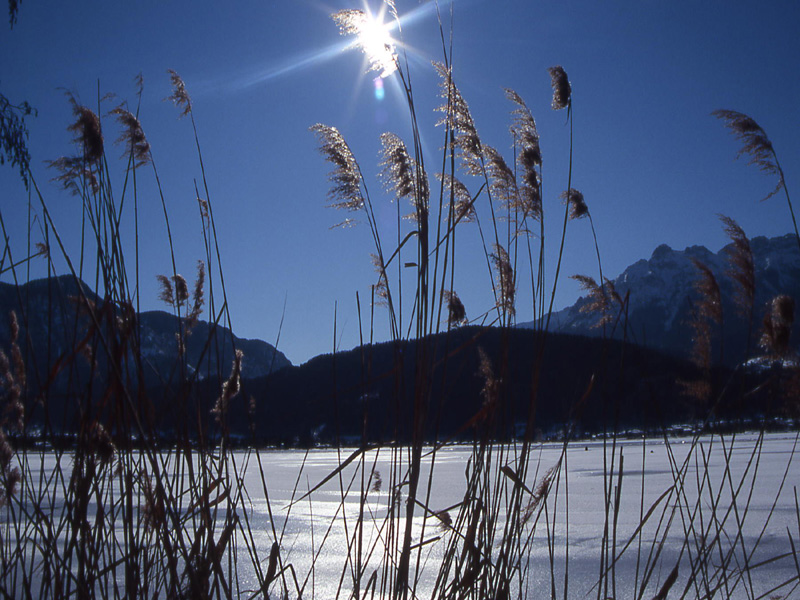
[{"left": 1, "top": 0, "right": 799, "bottom": 365}]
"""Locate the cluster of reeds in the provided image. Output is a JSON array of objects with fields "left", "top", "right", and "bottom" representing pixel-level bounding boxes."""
[
  {"left": 0, "top": 2, "right": 798, "bottom": 599},
  {"left": 0, "top": 71, "right": 296, "bottom": 598},
  {"left": 301, "top": 6, "right": 800, "bottom": 600}
]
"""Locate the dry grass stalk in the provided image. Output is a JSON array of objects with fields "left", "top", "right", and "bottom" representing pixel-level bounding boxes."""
[
  {"left": 0, "top": 314, "right": 23, "bottom": 505},
  {"left": 759, "top": 295, "right": 795, "bottom": 357},
  {"left": 310, "top": 123, "right": 364, "bottom": 214},
  {"left": 712, "top": 109, "right": 783, "bottom": 200}
]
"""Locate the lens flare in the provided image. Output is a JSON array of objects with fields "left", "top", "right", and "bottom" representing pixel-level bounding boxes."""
[
  {"left": 373, "top": 77, "right": 385, "bottom": 101},
  {"left": 333, "top": 9, "right": 398, "bottom": 78}
]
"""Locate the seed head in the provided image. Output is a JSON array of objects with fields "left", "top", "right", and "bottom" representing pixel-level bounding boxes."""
[
  {"left": 712, "top": 109, "right": 783, "bottom": 200},
  {"left": 760, "top": 295, "right": 795, "bottom": 357},
  {"left": 311, "top": 123, "right": 364, "bottom": 215},
  {"left": 561, "top": 188, "right": 588, "bottom": 220},
  {"left": 66, "top": 96, "right": 104, "bottom": 163},
  {"left": 380, "top": 132, "right": 429, "bottom": 222},
  {"left": 547, "top": 66, "right": 571, "bottom": 111},
  {"left": 505, "top": 88, "right": 542, "bottom": 220},
  {"left": 491, "top": 244, "right": 515, "bottom": 317},
  {"left": 437, "top": 173, "right": 475, "bottom": 224},
  {"left": 719, "top": 215, "right": 754, "bottom": 317},
  {"left": 443, "top": 290, "right": 467, "bottom": 327},
  {"left": 111, "top": 107, "right": 151, "bottom": 167},
  {"left": 434, "top": 62, "right": 483, "bottom": 176}
]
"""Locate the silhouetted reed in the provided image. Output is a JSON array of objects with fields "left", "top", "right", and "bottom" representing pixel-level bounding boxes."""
[{"left": 0, "top": 5, "right": 797, "bottom": 600}]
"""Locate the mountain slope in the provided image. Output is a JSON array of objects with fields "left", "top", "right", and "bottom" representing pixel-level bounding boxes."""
[
  {"left": 0, "top": 275, "right": 290, "bottom": 396},
  {"left": 521, "top": 234, "right": 800, "bottom": 365}
]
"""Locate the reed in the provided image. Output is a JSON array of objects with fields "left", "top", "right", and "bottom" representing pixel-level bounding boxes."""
[{"left": 0, "top": 3, "right": 797, "bottom": 599}]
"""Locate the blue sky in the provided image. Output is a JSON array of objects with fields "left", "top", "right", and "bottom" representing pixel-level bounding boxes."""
[{"left": 1, "top": 0, "right": 798, "bottom": 365}]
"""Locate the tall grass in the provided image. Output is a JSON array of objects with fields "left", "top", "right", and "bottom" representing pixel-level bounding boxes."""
[{"left": 0, "top": 3, "right": 798, "bottom": 599}]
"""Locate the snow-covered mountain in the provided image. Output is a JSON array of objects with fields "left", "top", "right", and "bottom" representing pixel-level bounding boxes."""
[{"left": 521, "top": 233, "right": 800, "bottom": 365}]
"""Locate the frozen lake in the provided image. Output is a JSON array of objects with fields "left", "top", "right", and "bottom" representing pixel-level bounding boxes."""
[{"left": 7, "top": 431, "right": 800, "bottom": 599}]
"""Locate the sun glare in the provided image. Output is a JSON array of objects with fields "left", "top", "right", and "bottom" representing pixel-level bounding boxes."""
[{"left": 333, "top": 9, "right": 398, "bottom": 78}]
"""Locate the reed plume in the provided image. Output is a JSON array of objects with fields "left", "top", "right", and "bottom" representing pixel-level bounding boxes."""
[
  {"left": 47, "top": 94, "right": 104, "bottom": 193},
  {"left": 760, "top": 295, "right": 795, "bottom": 357},
  {"left": 370, "top": 253, "right": 390, "bottom": 306},
  {"left": 714, "top": 109, "right": 800, "bottom": 253},
  {"left": 505, "top": 88, "right": 542, "bottom": 220},
  {"left": 8, "top": 311, "right": 24, "bottom": 390},
  {"left": 687, "top": 259, "right": 723, "bottom": 370},
  {"left": 547, "top": 66, "right": 571, "bottom": 111},
  {"left": 47, "top": 156, "right": 99, "bottom": 195},
  {"left": 690, "top": 259, "right": 723, "bottom": 326},
  {"left": 712, "top": 110, "right": 782, "bottom": 200},
  {"left": 212, "top": 349, "right": 244, "bottom": 423},
  {"left": 437, "top": 172, "right": 475, "bottom": 223},
  {"left": 310, "top": 123, "right": 364, "bottom": 213},
  {"left": 111, "top": 106, "right": 151, "bottom": 167},
  {"left": 87, "top": 421, "right": 116, "bottom": 466},
  {"left": 570, "top": 274, "right": 620, "bottom": 329},
  {"left": 66, "top": 95, "right": 104, "bottom": 163},
  {"left": 521, "top": 466, "right": 555, "bottom": 526},
  {"left": 477, "top": 347, "right": 499, "bottom": 408},
  {"left": 371, "top": 470, "right": 382, "bottom": 493},
  {"left": 491, "top": 243, "right": 515, "bottom": 317},
  {"left": 379, "top": 132, "right": 429, "bottom": 221},
  {"left": 483, "top": 145, "right": 518, "bottom": 211},
  {"left": 719, "top": 215, "right": 755, "bottom": 318},
  {"left": 187, "top": 260, "right": 206, "bottom": 326},
  {"left": 443, "top": 290, "right": 467, "bottom": 327},
  {"left": 561, "top": 188, "right": 588, "bottom": 220},
  {"left": 166, "top": 69, "right": 192, "bottom": 117},
  {"left": 156, "top": 274, "right": 174, "bottom": 305},
  {"left": 173, "top": 274, "right": 189, "bottom": 306},
  {"left": 434, "top": 62, "right": 483, "bottom": 176}
]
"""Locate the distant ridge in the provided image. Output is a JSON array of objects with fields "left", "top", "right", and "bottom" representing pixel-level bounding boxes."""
[
  {"left": 520, "top": 233, "right": 800, "bottom": 365},
  {"left": 0, "top": 275, "right": 291, "bottom": 396}
]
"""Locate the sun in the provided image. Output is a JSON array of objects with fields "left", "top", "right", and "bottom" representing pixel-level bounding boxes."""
[{"left": 333, "top": 8, "right": 398, "bottom": 78}]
